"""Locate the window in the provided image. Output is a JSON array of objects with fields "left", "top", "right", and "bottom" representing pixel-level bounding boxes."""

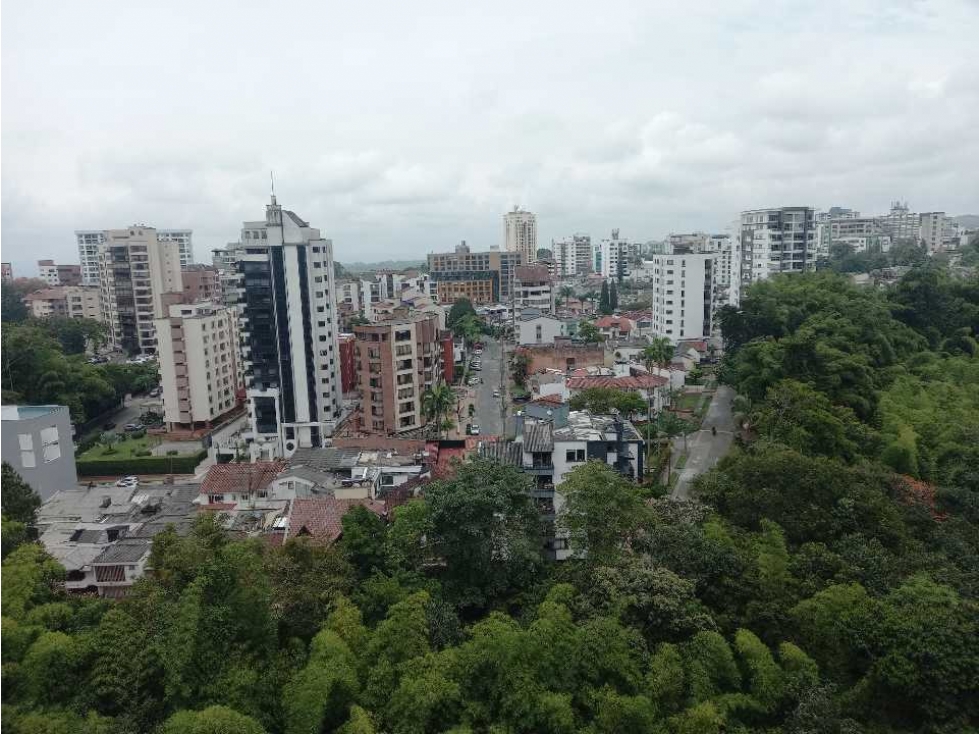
[
  {"left": 40, "top": 426, "right": 61, "bottom": 463},
  {"left": 565, "top": 449, "right": 586, "bottom": 463},
  {"left": 19, "top": 433, "right": 36, "bottom": 468}
]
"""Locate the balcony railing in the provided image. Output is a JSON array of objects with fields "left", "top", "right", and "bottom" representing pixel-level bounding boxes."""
[{"left": 523, "top": 462, "right": 554, "bottom": 474}]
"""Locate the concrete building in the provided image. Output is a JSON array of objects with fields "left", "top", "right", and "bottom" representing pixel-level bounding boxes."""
[
  {"left": 38, "top": 260, "right": 82, "bottom": 286},
  {"left": 1, "top": 405, "right": 78, "bottom": 501},
  {"left": 97, "top": 226, "right": 184, "bottom": 355},
  {"left": 822, "top": 217, "right": 893, "bottom": 255},
  {"left": 212, "top": 241, "right": 245, "bottom": 308},
  {"left": 552, "top": 234, "right": 593, "bottom": 277},
  {"left": 594, "top": 230, "right": 631, "bottom": 280},
  {"left": 76, "top": 230, "right": 106, "bottom": 286},
  {"left": 155, "top": 302, "right": 242, "bottom": 430},
  {"left": 157, "top": 229, "right": 195, "bottom": 266},
  {"left": 427, "top": 241, "right": 522, "bottom": 304},
  {"left": 238, "top": 197, "right": 343, "bottom": 458},
  {"left": 504, "top": 206, "right": 537, "bottom": 264},
  {"left": 513, "top": 265, "right": 555, "bottom": 312},
  {"left": 880, "top": 201, "right": 920, "bottom": 242},
  {"left": 2, "top": 263, "right": 13, "bottom": 281},
  {"left": 739, "top": 207, "right": 816, "bottom": 287},
  {"left": 24, "top": 286, "right": 102, "bottom": 321},
  {"left": 338, "top": 334, "right": 358, "bottom": 394},
  {"left": 353, "top": 312, "right": 444, "bottom": 435},
  {"left": 649, "top": 252, "right": 716, "bottom": 343},
  {"left": 517, "top": 310, "right": 569, "bottom": 345},
  {"left": 180, "top": 264, "right": 221, "bottom": 303},
  {"left": 920, "top": 212, "right": 947, "bottom": 254}
]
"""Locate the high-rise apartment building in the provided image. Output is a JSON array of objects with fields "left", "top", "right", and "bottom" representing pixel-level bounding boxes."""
[
  {"left": 155, "top": 302, "right": 243, "bottom": 430},
  {"left": 919, "top": 212, "right": 946, "bottom": 254},
  {"left": 504, "top": 206, "right": 537, "bottom": 264},
  {"left": 513, "top": 265, "right": 555, "bottom": 312},
  {"left": 238, "top": 197, "right": 342, "bottom": 458},
  {"left": 649, "top": 252, "right": 716, "bottom": 343},
  {"left": 157, "top": 229, "right": 195, "bottom": 266},
  {"left": 552, "top": 234, "right": 593, "bottom": 277},
  {"left": 353, "top": 312, "right": 444, "bottom": 435},
  {"left": 76, "top": 230, "right": 106, "bottom": 285},
  {"left": 180, "top": 264, "right": 221, "bottom": 304},
  {"left": 739, "top": 207, "right": 816, "bottom": 288},
  {"left": 594, "top": 229, "right": 631, "bottom": 280},
  {"left": 212, "top": 241, "right": 246, "bottom": 308},
  {"left": 822, "top": 217, "right": 892, "bottom": 254},
  {"left": 427, "top": 241, "right": 522, "bottom": 304},
  {"left": 98, "top": 226, "right": 183, "bottom": 355},
  {"left": 78, "top": 227, "right": 192, "bottom": 285}
]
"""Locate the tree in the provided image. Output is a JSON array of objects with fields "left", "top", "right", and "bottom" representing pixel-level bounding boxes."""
[
  {"left": 557, "top": 461, "right": 646, "bottom": 561},
  {"left": 160, "top": 706, "right": 267, "bottom": 734},
  {"left": 510, "top": 352, "right": 531, "bottom": 388},
  {"left": 558, "top": 286, "right": 574, "bottom": 307},
  {"left": 421, "top": 459, "right": 542, "bottom": 609},
  {"left": 1, "top": 278, "right": 47, "bottom": 323},
  {"left": 39, "top": 316, "right": 108, "bottom": 355},
  {"left": 2, "top": 462, "right": 41, "bottom": 525},
  {"left": 641, "top": 337, "right": 673, "bottom": 372},
  {"left": 340, "top": 505, "right": 388, "bottom": 577},
  {"left": 447, "top": 298, "right": 477, "bottom": 329},
  {"left": 599, "top": 281, "right": 612, "bottom": 315},
  {"left": 568, "top": 387, "right": 646, "bottom": 416},
  {"left": 610, "top": 279, "right": 619, "bottom": 310},
  {"left": 576, "top": 320, "right": 602, "bottom": 344},
  {"left": 422, "top": 384, "right": 456, "bottom": 438}
]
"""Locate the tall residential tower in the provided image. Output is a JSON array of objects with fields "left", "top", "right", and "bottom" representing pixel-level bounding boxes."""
[
  {"left": 504, "top": 206, "right": 537, "bottom": 264},
  {"left": 238, "top": 197, "right": 342, "bottom": 458}
]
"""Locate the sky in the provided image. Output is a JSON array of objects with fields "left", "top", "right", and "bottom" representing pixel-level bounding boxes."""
[{"left": 3, "top": 0, "right": 978, "bottom": 273}]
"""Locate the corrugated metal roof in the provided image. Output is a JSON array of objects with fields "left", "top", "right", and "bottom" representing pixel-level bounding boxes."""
[{"left": 524, "top": 422, "right": 554, "bottom": 453}]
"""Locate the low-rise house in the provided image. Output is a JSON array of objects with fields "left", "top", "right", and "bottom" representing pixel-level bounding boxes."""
[
  {"left": 272, "top": 447, "right": 429, "bottom": 501},
  {"left": 36, "top": 484, "right": 198, "bottom": 597},
  {"left": 595, "top": 315, "right": 635, "bottom": 340},
  {"left": 513, "top": 265, "right": 555, "bottom": 312},
  {"left": 566, "top": 373, "right": 669, "bottom": 414},
  {"left": 199, "top": 461, "right": 288, "bottom": 506},
  {"left": 2, "top": 405, "right": 78, "bottom": 501},
  {"left": 284, "top": 497, "right": 386, "bottom": 545},
  {"left": 518, "top": 338, "right": 606, "bottom": 375}
]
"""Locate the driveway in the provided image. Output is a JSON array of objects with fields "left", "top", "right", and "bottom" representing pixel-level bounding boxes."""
[{"left": 671, "top": 385, "right": 736, "bottom": 500}]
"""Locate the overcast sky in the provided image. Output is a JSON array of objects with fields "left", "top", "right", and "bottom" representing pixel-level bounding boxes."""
[{"left": 3, "top": 0, "right": 978, "bottom": 272}]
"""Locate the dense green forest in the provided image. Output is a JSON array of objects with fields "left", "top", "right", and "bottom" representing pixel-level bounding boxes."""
[{"left": 2, "top": 267, "right": 978, "bottom": 733}]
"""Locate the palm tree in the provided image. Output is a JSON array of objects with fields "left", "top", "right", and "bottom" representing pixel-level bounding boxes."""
[
  {"left": 422, "top": 384, "right": 456, "bottom": 438},
  {"left": 558, "top": 285, "right": 574, "bottom": 308},
  {"left": 641, "top": 337, "right": 673, "bottom": 373}
]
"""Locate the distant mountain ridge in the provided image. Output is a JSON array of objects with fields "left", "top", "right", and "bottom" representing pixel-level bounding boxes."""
[
  {"left": 340, "top": 259, "right": 426, "bottom": 272},
  {"left": 952, "top": 214, "right": 979, "bottom": 228}
]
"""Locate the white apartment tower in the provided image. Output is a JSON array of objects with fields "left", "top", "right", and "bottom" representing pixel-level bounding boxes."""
[
  {"left": 552, "top": 234, "right": 593, "bottom": 277},
  {"left": 504, "top": 206, "right": 537, "bottom": 264},
  {"left": 649, "top": 252, "right": 716, "bottom": 343},
  {"left": 155, "top": 302, "right": 243, "bottom": 430},
  {"left": 97, "top": 226, "right": 183, "bottom": 355},
  {"left": 594, "top": 229, "right": 631, "bottom": 280},
  {"left": 739, "top": 207, "right": 816, "bottom": 288},
  {"left": 238, "top": 196, "right": 342, "bottom": 459},
  {"left": 919, "top": 212, "right": 946, "bottom": 254},
  {"left": 157, "top": 229, "right": 195, "bottom": 266}
]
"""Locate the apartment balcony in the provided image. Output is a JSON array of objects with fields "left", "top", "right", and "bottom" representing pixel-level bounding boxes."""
[{"left": 523, "top": 462, "right": 554, "bottom": 475}]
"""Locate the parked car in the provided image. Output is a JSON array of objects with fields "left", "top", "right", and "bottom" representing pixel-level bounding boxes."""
[
  {"left": 123, "top": 423, "right": 145, "bottom": 432},
  {"left": 470, "top": 424, "right": 480, "bottom": 435},
  {"left": 115, "top": 475, "right": 139, "bottom": 488},
  {"left": 148, "top": 387, "right": 161, "bottom": 397},
  {"left": 102, "top": 421, "right": 116, "bottom": 430},
  {"left": 493, "top": 389, "right": 501, "bottom": 398}
]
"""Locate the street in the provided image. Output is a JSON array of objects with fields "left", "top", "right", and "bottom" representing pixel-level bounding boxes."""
[
  {"left": 671, "top": 385, "right": 736, "bottom": 500},
  {"left": 473, "top": 337, "right": 507, "bottom": 437}
]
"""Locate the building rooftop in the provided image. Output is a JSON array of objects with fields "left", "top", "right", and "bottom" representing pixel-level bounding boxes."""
[
  {"left": 566, "top": 374, "right": 668, "bottom": 391},
  {"left": 286, "top": 497, "right": 386, "bottom": 545},
  {"left": 200, "top": 461, "right": 286, "bottom": 496},
  {"left": 595, "top": 316, "right": 634, "bottom": 331},
  {"left": 552, "top": 411, "right": 642, "bottom": 443},
  {"left": 1, "top": 405, "right": 65, "bottom": 421}
]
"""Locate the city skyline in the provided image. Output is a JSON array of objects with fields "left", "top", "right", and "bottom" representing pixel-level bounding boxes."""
[{"left": 3, "top": 0, "right": 978, "bottom": 270}]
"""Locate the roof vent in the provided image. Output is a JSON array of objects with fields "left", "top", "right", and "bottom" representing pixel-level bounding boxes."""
[{"left": 100, "top": 496, "right": 112, "bottom": 508}]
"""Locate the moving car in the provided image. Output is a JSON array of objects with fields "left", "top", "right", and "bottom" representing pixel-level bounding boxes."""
[{"left": 493, "top": 389, "right": 501, "bottom": 398}]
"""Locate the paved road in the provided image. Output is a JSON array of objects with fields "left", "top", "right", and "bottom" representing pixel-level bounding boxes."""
[
  {"left": 671, "top": 385, "right": 737, "bottom": 500},
  {"left": 473, "top": 337, "right": 507, "bottom": 437}
]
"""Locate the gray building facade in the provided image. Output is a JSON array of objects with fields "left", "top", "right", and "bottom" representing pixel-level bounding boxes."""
[{"left": 2, "top": 405, "right": 78, "bottom": 501}]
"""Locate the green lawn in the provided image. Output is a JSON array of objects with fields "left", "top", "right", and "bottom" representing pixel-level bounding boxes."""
[
  {"left": 79, "top": 436, "right": 160, "bottom": 461},
  {"left": 674, "top": 393, "right": 701, "bottom": 412}
]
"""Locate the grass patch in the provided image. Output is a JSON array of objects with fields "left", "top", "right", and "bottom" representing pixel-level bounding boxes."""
[
  {"left": 79, "top": 436, "right": 155, "bottom": 460},
  {"left": 675, "top": 393, "right": 701, "bottom": 412}
]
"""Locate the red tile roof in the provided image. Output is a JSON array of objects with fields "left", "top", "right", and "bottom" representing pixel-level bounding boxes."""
[
  {"left": 618, "top": 310, "right": 651, "bottom": 322},
  {"left": 530, "top": 394, "right": 565, "bottom": 405},
  {"left": 287, "top": 497, "right": 386, "bottom": 545},
  {"left": 594, "top": 316, "right": 633, "bottom": 331},
  {"left": 567, "top": 374, "right": 668, "bottom": 391},
  {"left": 678, "top": 339, "right": 708, "bottom": 352},
  {"left": 201, "top": 461, "right": 286, "bottom": 496}
]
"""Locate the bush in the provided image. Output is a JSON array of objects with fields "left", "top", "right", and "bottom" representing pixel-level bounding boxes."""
[
  {"left": 76, "top": 450, "right": 207, "bottom": 477},
  {"left": 130, "top": 429, "right": 147, "bottom": 439},
  {"left": 166, "top": 450, "right": 179, "bottom": 456}
]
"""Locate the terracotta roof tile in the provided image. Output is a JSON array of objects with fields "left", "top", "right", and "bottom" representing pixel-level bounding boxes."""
[
  {"left": 566, "top": 374, "right": 668, "bottom": 391},
  {"left": 287, "top": 498, "right": 386, "bottom": 545},
  {"left": 200, "top": 461, "right": 286, "bottom": 496},
  {"left": 594, "top": 316, "right": 634, "bottom": 331}
]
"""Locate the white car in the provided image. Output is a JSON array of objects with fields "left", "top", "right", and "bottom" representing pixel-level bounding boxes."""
[
  {"left": 115, "top": 475, "right": 139, "bottom": 487},
  {"left": 470, "top": 424, "right": 480, "bottom": 435}
]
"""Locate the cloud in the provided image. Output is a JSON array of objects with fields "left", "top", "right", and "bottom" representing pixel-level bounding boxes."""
[{"left": 2, "top": 0, "right": 978, "bottom": 269}]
